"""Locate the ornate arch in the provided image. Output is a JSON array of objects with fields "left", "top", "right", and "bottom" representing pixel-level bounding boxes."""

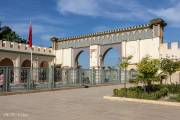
[
  {"left": 0, "top": 58, "right": 14, "bottom": 66},
  {"left": 100, "top": 44, "right": 122, "bottom": 67},
  {"left": 39, "top": 61, "right": 49, "bottom": 68},
  {"left": 73, "top": 47, "right": 90, "bottom": 68},
  {"left": 21, "top": 59, "right": 31, "bottom": 67}
]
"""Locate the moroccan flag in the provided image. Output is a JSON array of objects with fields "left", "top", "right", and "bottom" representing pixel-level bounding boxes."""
[{"left": 28, "top": 22, "right": 32, "bottom": 48}]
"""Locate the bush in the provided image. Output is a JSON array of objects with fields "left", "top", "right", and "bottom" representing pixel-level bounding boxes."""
[
  {"left": 117, "top": 88, "right": 127, "bottom": 96},
  {"left": 162, "top": 84, "right": 180, "bottom": 94},
  {"left": 113, "top": 86, "right": 168, "bottom": 100},
  {"left": 127, "top": 90, "right": 138, "bottom": 98},
  {"left": 113, "top": 89, "right": 119, "bottom": 96},
  {"left": 175, "top": 94, "right": 180, "bottom": 102},
  {"left": 169, "top": 94, "right": 180, "bottom": 102}
]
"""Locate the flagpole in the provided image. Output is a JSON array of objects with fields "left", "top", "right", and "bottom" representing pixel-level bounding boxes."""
[
  {"left": 30, "top": 23, "right": 33, "bottom": 90},
  {"left": 30, "top": 46, "right": 33, "bottom": 89},
  {"left": 29, "top": 18, "right": 33, "bottom": 89}
]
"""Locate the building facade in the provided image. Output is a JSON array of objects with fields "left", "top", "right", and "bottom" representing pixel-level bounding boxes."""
[
  {"left": 0, "top": 18, "right": 179, "bottom": 85},
  {"left": 52, "top": 18, "right": 179, "bottom": 69},
  {"left": 0, "top": 40, "right": 55, "bottom": 84}
]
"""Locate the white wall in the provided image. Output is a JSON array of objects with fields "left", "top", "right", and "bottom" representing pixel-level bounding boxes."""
[
  {"left": 55, "top": 49, "right": 63, "bottom": 65},
  {"left": 0, "top": 40, "right": 54, "bottom": 55},
  {"left": 160, "top": 42, "right": 180, "bottom": 59},
  {"left": 122, "top": 40, "right": 140, "bottom": 63},
  {"left": 90, "top": 45, "right": 100, "bottom": 68},
  {"left": 56, "top": 48, "right": 73, "bottom": 67},
  {"left": 122, "top": 37, "right": 161, "bottom": 64},
  {"left": 140, "top": 37, "right": 160, "bottom": 60}
]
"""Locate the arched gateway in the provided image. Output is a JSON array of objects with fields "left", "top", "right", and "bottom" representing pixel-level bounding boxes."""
[
  {"left": 0, "top": 58, "right": 14, "bottom": 83},
  {"left": 51, "top": 18, "right": 167, "bottom": 83}
]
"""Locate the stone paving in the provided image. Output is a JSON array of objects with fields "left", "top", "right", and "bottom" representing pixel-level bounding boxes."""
[{"left": 0, "top": 84, "right": 180, "bottom": 120}]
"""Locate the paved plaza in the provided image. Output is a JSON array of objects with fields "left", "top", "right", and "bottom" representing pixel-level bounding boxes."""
[{"left": 0, "top": 84, "right": 180, "bottom": 120}]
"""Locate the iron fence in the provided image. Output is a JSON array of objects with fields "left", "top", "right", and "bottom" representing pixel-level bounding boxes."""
[{"left": 0, "top": 66, "right": 127, "bottom": 93}]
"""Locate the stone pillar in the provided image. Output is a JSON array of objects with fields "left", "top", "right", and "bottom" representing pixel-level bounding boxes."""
[
  {"left": 121, "top": 41, "right": 127, "bottom": 58},
  {"left": 121, "top": 40, "right": 127, "bottom": 83},
  {"left": 71, "top": 68, "right": 78, "bottom": 84},
  {"left": 48, "top": 64, "right": 54, "bottom": 88},
  {"left": 62, "top": 68, "right": 68, "bottom": 84},
  {"left": 33, "top": 59, "right": 39, "bottom": 83},
  {"left": 95, "top": 67, "right": 103, "bottom": 84},
  {"left": 90, "top": 68, "right": 96, "bottom": 85},
  {"left": 50, "top": 37, "right": 58, "bottom": 50},
  {"left": 14, "top": 55, "right": 20, "bottom": 83},
  {"left": 90, "top": 45, "right": 101, "bottom": 68},
  {"left": 89, "top": 45, "right": 102, "bottom": 84}
]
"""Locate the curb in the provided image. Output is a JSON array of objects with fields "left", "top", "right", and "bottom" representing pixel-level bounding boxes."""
[
  {"left": 0, "top": 86, "right": 84, "bottom": 96},
  {"left": 0, "top": 83, "right": 123, "bottom": 96},
  {"left": 103, "top": 96, "right": 180, "bottom": 107}
]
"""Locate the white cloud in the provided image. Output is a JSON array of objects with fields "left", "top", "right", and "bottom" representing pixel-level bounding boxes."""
[
  {"left": 56, "top": 0, "right": 151, "bottom": 22},
  {"left": 149, "top": 2, "right": 180, "bottom": 27},
  {"left": 92, "top": 26, "right": 110, "bottom": 32},
  {"left": 57, "top": 0, "right": 180, "bottom": 27},
  {"left": 32, "top": 15, "right": 70, "bottom": 25},
  {"left": 57, "top": 0, "right": 99, "bottom": 16},
  {"left": 7, "top": 22, "right": 64, "bottom": 42},
  {"left": 40, "top": 34, "right": 54, "bottom": 41},
  {"left": 9, "top": 23, "right": 46, "bottom": 35}
]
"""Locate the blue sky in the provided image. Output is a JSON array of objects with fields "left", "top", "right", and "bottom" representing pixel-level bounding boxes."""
[{"left": 0, "top": 0, "right": 180, "bottom": 68}]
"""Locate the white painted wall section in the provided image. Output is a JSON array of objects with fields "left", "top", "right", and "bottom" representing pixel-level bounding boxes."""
[
  {"left": 122, "top": 37, "right": 161, "bottom": 64},
  {"left": 61, "top": 48, "right": 73, "bottom": 67},
  {"left": 90, "top": 45, "right": 101, "bottom": 68}
]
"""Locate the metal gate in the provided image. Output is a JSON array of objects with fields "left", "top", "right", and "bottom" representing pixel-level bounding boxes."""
[
  {"left": 0, "top": 66, "right": 123, "bottom": 92},
  {"left": 0, "top": 67, "right": 13, "bottom": 91},
  {"left": 54, "top": 68, "right": 96, "bottom": 87},
  {"left": 98, "top": 68, "right": 121, "bottom": 84}
]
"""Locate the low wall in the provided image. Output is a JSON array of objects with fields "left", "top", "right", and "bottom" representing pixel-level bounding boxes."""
[
  {"left": 160, "top": 42, "right": 180, "bottom": 60},
  {"left": 164, "top": 71, "right": 180, "bottom": 84},
  {"left": 0, "top": 40, "right": 54, "bottom": 55}
]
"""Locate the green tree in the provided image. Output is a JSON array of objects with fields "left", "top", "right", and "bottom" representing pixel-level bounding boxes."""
[
  {"left": 157, "top": 72, "right": 168, "bottom": 85},
  {"left": 120, "top": 55, "right": 133, "bottom": 88},
  {"left": 0, "top": 26, "right": 26, "bottom": 43},
  {"left": 136, "top": 56, "right": 160, "bottom": 92},
  {"left": 175, "top": 61, "right": 180, "bottom": 71},
  {"left": 160, "top": 58, "right": 178, "bottom": 83}
]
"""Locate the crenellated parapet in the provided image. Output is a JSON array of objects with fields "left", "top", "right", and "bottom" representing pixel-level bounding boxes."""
[
  {"left": 160, "top": 42, "right": 180, "bottom": 60},
  {"left": 56, "top": 18, "right": 166, "bottom": 49},
  {"left": 0, "top": 40, "right": 55, "bottom": 56}
]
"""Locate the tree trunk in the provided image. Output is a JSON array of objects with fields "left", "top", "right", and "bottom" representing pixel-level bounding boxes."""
[
  {"left": 146, "top": 81, "right": 152, "bottom": 93},
  {"left": 124, "top": 68, "right": 127, "bottom": 88},
  {"left": 170, "top": 75, "right": 172, "bottom": 84},
  {"left": 143, "top": 80, "right": 146, "bottom": 92},
  {"left": 160, "top": 79, "right": 163, "bottom": 85}
]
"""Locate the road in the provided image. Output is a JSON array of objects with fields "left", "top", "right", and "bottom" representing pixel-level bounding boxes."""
[{"left": 0, "top": 84, "right": 180, "bottom": 120}]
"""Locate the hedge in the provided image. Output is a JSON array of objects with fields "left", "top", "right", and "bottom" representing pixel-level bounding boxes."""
[
  {"left": 161, "top": 84, "right": 180, "bottom": 94},
  {"left": 113, "top": 87, "right": 168, "bottom": 100},
  {"left": 170, "top": 94, "right": 180, "bottom": 102}
]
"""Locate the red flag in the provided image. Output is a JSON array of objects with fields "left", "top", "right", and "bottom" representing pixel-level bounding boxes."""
[{"left": 28, "top": 22, "right": 32, "bottom": 48}]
